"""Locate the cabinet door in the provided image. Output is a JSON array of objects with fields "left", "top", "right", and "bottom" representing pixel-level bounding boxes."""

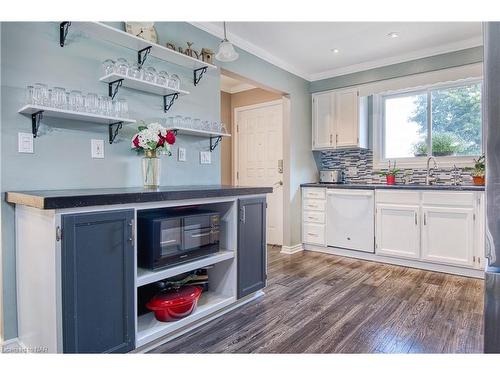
[
  {"left": 421, "top": 206, "right": 475, "bottom": 267},
  {"left": 238, "top": 197, "right": 267, "bottom": 299},
  {"left": 62, "top": 209, "right": 135, "bottom": 353},
  {"left": 376, "top": 204, "right": 420, "bottom": 259},
  {"left": 312, "top": 92, "right": 334, "bottom": 149},
  {"left": 335, "top": 89, "right": 359, "bottom": 148}
]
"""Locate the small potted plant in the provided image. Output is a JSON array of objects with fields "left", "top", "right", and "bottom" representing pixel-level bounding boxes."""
[
  {"left": 131, "top": 122, "right": 176, "bottom": 188},
  {"left": 378, "top": 160, "right": 400, "bottom": 185},
  {"left": 470, "top": 155, "right": 485, "bottom": 186}
]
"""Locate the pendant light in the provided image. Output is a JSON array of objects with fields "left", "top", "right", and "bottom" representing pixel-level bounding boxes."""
[{"left": 215, "top": 22, "right": 239, "bottom": 62}]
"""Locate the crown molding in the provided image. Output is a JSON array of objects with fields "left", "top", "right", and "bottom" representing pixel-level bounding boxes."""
[
  {"left": 190, "top": 23, "right": 483, "bottom": 83},
  {"left": 303, "top": 37, "right": 483, "bottom": 81},
  {"left": 189, "top": 22, "right": 311, "bottom": 81}
]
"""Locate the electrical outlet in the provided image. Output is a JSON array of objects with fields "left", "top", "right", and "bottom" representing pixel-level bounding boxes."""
[
  {"left": 91, "top": 139, "right": 105, "bottom": 159},
  {"left": 178, "top": 147, "right": 186, "bottom": 162},
  {"left": 18, "top": 132, "right": 34, "bottom": 153},
  {"left": 200, "top": 151, "right": 211, "bottom": 164}
]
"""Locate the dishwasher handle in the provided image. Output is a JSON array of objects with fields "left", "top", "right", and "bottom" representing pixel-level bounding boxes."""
[{"left": 327, "top": 190, "right": 373, "bottom": 197}]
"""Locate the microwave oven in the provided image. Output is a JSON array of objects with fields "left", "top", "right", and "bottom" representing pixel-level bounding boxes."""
[{"left": 137, "top": 208, "right": 220, "bottom": 270}]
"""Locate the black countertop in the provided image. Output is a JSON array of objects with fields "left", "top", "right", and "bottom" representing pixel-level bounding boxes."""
[
  {"left": 6, "top": 185, "right": 273, "bottom": 210},
  {"left": 301, "top": 182, "right": 485, "bottom": 191}
]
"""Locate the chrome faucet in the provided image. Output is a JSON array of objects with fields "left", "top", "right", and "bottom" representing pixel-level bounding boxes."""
[{"left": 426, "top": 156, "right": 438, "bottom": 185}]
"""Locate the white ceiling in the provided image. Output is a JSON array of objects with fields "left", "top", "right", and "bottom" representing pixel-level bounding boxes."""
[
  {"left": 220, "top": 74, "right": 256, "bottom": 93},
  {"left": 192, "top": 22, "right": 483, "bottom": 81}
]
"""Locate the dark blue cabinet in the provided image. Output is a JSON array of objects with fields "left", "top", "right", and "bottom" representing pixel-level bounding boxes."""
[
  {"left": 61, "top": 209, "right": 135, "bottom": 353},
  {"left": 237, "top": 197, "right": 267, "bottom": 299}
]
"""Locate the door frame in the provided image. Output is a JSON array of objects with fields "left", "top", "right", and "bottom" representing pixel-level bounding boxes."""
[{"left": 233, "top": 99, "right": 286, "bottom": 246}]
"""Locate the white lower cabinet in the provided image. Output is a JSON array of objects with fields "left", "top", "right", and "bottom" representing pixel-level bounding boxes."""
[
  {"left": 302, "top": 188, "right": 326, "bottom": 246},
  {"left": 376, "top": 204, "right": 420, "bottom": 260},
  {"left": 421, "top": 206, "right": 475, "bottom": 267}
]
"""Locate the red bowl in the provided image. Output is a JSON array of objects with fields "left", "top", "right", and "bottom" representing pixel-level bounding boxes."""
[{"left": 146, "top": 285, "right": 203, "bottom": 322}]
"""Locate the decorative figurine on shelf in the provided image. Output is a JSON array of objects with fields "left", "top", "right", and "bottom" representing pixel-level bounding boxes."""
[
  {"left": 131, "top": 122, "right": 176, "bottom": 188},
  {"left": 165, "top": 42, "right": 177, "bottom": 51},
  {"left": 125, "top": 22, "right": 158, "bottom": 44},
  {"left": 178, "top": 42, "right": 200, "bottom": 59},
  {"left": 201, "top": 48, "right": 215, "bottom": 64}
]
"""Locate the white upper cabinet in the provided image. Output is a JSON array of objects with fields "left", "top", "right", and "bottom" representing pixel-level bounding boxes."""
[
  {"left": 421, "top": 206, "right": 475, "bottom": 268},
  {"left": 312, "top": 92, "right": 334, "bottom": 149},
  {"left": 311, "top": 88, "right": 368, "bottom": 151}
]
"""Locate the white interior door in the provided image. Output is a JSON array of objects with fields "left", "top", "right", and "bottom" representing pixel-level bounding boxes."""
[{"left": 236, "top": 101, "right": 283, "bottom": 245}]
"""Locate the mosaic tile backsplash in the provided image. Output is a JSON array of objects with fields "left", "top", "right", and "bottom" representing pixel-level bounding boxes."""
[{"left": 319, "top": 149, "right": 475, "bottom": 185}]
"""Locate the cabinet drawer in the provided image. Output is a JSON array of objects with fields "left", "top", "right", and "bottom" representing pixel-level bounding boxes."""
[
  {"left": 303, "top": 188, "right": 326, "bottom": 200},
  {"left": 303, "top": 211, "right": 325, "bottom": 224},
  {"left": 303, "top": 199, "right": 326, "bottom": 211},
  {"left": 303, "top": 223, "right": 326, "bottom": 245},
  {"left": 422, "top": 191, "right": 474, "bottom": 207},
  {"left": 375, "top": 190, "right": 420, "bottom": 205}
]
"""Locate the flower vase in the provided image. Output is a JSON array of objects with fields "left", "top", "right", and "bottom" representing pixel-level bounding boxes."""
[
  {"left": 142, "top": 150, "right": 160, "bottom": 188},
  {"left": 386, "top": 175, "right": 396, "bottom": 185}
]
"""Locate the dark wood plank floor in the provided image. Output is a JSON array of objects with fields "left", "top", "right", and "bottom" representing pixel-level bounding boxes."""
[{"left": 150, "top": 247, "right": 484, "bottom": 353}]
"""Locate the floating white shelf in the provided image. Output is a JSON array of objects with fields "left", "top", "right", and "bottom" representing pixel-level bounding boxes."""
[
  {"left": 136, "top": 292, "right": 235, "bottom": 347},
  {"left": 169, "top": 126, "right": 232, "bottom": 138},
  {"left": 18, "top": 104, "right": 136, "bottom": 125},
  {"left": 136, "top": 250, "right": 235, "bottom": 287},
  {"left": 99, "top": 73, "right": 190, "bottom": 97},
  {"left": 71, "top": 22, "right": 217, "bottom": 72}
]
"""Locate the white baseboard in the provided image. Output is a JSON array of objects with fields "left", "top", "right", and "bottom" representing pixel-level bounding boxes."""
[
  {"left": 280, "top": 243, "right": 303, "bottom": 255},
  {"left": 304, "top": 244, "right": 484, "bottom": 279}
]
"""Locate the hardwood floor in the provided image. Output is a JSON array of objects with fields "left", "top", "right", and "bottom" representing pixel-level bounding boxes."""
[{"left": 150, "top": 246, "right": 484, "bottom": 353}]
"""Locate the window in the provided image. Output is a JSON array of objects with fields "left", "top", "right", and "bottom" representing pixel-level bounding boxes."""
[{"left": 382, "top": 80, "right": 482, "bottom": 161}]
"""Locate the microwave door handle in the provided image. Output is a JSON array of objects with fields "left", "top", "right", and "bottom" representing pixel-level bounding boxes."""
[{"left": 191, "top": 232, "right": 211, "bottom": 238}]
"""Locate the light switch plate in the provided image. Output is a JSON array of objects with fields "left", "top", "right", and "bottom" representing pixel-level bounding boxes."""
[
  {"left": 200, "top": 151, "right": 211, "bottom": 164},
  {"left": 91, "top": 139, "right": 105, "bottom": 159},
  {"left": 18, "top": 132, "right": 34, "bottom": 153},
  {"left": 178, "top": 147, "right": 186, "bottom": 162}
]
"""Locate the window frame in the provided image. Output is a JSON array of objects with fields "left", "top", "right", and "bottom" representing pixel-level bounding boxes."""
[{"left": 373, "top": 77, "right": 483, "bottom": 170}]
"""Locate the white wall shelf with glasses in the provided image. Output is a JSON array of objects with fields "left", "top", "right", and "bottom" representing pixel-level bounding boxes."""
[
  {"left": 60, "top": 22, "right": 217, "bottom": 86},
  {"left": 100, "top": 73, "right": 190, "bottom": 97},
  {"left": 18, "top": 104, "right": 136, "bottom": 144},
  {"left": 167, "top": 126, "right": 231, "bottom": 152}
]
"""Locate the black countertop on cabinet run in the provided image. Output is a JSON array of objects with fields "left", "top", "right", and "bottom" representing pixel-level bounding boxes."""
[
  {"left": 5, "top": 185, "right": 273, "bottom": 210},
  {"left": 301, "top": 183, "right": 485, "bottom": 191}
]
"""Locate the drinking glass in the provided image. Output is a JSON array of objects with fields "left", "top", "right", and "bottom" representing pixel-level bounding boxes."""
[
  {"left": 85, "top": 93, "right": 99, "bottom": 113},
  {"left": 201, "top": 120, "right": 210, "bottom": 131},
  {"left": 114, "top": 58, "right": 129, "bottom": 75},
  {"left": 25, "top": 85, "right": 34, "bottom": 105},
  {"left": 164, "top": 117, "right": 174, "bottom": 128},
  {"left": 33, "top": 83, "right": 48, "bottom": 106},
  {"left": 142, "top": 66, "right": 157, "bottom": 83},
  {"left": 101, "top": 59, "right": 115, "bottom": 76},
  {"left": 99, "top": 96, "right": 112, "bottom": 116},
  {"left": 211, "top": 121, "right": 221, "bottom": 132},
  {"left": 156, "top": 71, "right": 169, "bottom": 86},
  {"left": 183, "top": 117, "right": 192, "bottom": 128},
  {"left": 174, "top": 115, "right": 183, "bottom": 128},
  {"left": 47, "top": 89, "right": 54, "bottom": 107},
  {"left": 168, "top": 74, "right": 180, "bottom": 90},
  {"left": 192, "top": 118, "right": 201, "bottom": 130},
  {"left": 220, "top": 123, "right": 228, "bottom": 134},
  {"left": 128, "top": 63, "right": 142, "bottom": 79},
  {"left": 52, "top": 87, "right": 67, "bottom": 109},
  {"left": 114, "top": 99, "right": 128, "bottom": 118},
  {"left": 69, "top": 90, "right": 84, "bottom": 112}
]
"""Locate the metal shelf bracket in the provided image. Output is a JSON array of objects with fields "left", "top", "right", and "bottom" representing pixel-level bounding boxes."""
[
  {"left": 59, "top": 22, "right": 71, "bottom": 47},
  {"left": 209, "top": 136, "right": 222, "bottom": 152},
  {"left": 32, "top": 111, "right": 43, "bottom": 138},
  {"left": 108, "top": 122, "right": 123, "bottom": 144},
  {"left": 138, "top": 46, "right": 152, "bottom": 68},
  {"left": 194, "top": 66, "right": 208, "bottom": 86},
  {"left": 108, "top": 79, "right": 124, "bottom": 99},
  {"left": 163, "top": 93, "right": 179, "bottom": 112}
]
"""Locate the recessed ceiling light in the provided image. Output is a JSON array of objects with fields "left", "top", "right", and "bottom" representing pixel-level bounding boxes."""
[
  {"left": 387, "top": 32, "right": 399, "bottom": 39},
  {"left": 331, "top": 48, "right": 340, "bottom": 53}
]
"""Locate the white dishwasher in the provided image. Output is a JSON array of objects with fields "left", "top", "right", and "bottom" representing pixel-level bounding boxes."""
[{"left": 326, "top": 189, "right": 375, "bottom": 253}]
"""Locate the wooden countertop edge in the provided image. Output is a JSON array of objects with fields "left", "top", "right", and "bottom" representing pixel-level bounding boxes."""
[{"left": 6, "top": 192, "right": 46, "bottom": 209}]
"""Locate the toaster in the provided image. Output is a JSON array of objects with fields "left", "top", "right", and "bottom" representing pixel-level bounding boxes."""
[{"left": 319, "top": 170, "right": 344, "bottom": 183}]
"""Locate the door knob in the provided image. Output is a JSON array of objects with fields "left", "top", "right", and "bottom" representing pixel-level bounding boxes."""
[{"left": 274, "top": 181, "right": 283, "bottom": 186}]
